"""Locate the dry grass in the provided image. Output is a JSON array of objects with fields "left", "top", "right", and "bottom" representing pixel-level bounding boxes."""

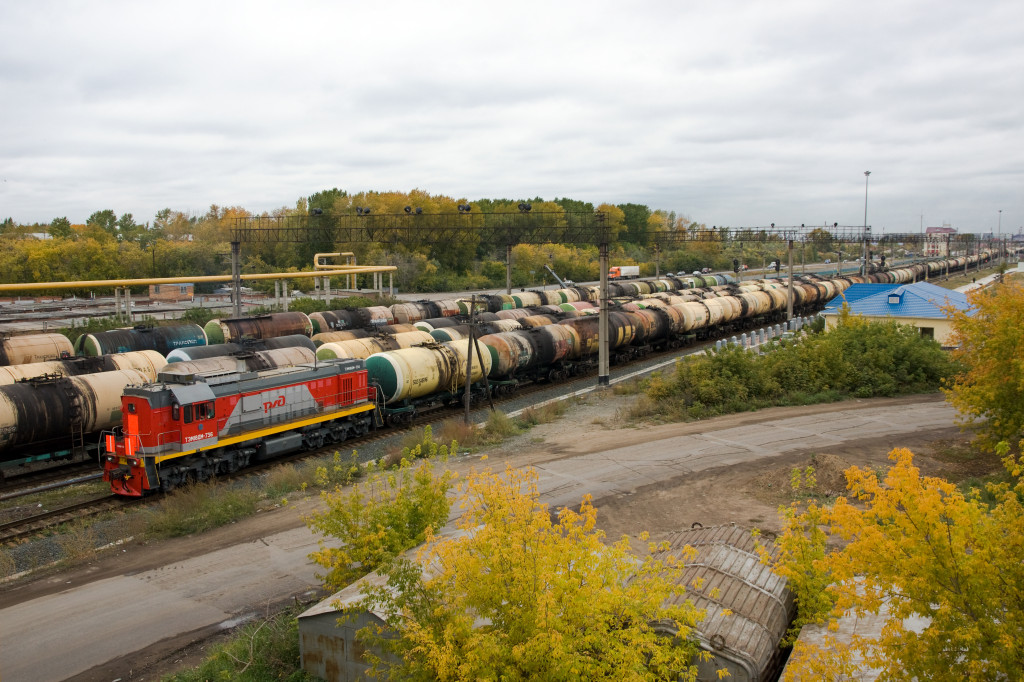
[
  {"left": 146, "top": 481, "right": 261, "bottom": 538},
  {"left": 517, "top": 400, "right": 569, "bottom": 427},
  {"left": 263, "top": 463, "right": 307, "bottom": 498},
  {"left": 56, "top": 519, "right": 99, "bottom": 562},
  {"left": 438, "top": 418, "right": 483, "bottom": 448}
]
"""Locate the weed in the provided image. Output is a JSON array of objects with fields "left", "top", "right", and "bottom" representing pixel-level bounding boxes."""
[
  {"left": 56, "top": 519, "right": 98, "bottom": 562},
  {"left": 312, "top": 450, "right": 363, "bottom": 490},
  {"left": 264, "top": 463, "right": 306, "bottom": 498},
  {"left": 146, "top": 481, "right": 260, "bottom": 538},
  {"left": 481, "top": 410, "right": 520, "bottom": 440},
  {"left": 163, "top": 603, "right": 312, "bottom": 681},
  {"left": 611, "top": 378, "right": 643, "bottom": 395},
  {"left": 0, "top": 550, "right": 15, "bottom": 579},
  {"left": 438, "top": 418, "right": 481, "bottom": 449},
  {"left": 517, "top": 400, "right": 568, "bottom": 427}
]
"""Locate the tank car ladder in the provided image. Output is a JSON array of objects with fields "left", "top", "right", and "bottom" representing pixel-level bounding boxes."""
[{"left": 59, "top": 377, "right": 86, "bottom": 458}]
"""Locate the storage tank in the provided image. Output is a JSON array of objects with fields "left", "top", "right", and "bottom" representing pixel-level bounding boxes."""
[
  {"left": 366, "top": 339, "right": 492, "bottom": 402},
  {"left": 77, "top": 324, "right": 207, "bottom": 357},
  {"left": 0, "top": 369, "right": 150, "bottom": 457},
  {"left": 204, "top": 312, "right": 313, "bottom": 344},
  {"left": 0, "top": 333, "right": 74, "bottom": 366}
]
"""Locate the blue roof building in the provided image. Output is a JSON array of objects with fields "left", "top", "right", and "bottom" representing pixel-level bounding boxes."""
[{"left": 821, "top": 281, "right": 973, "bottom": 347}]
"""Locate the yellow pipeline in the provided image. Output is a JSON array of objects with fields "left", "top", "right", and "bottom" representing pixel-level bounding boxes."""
[{"left": 0, "top": 267, "right": 396, "bottom": 292}]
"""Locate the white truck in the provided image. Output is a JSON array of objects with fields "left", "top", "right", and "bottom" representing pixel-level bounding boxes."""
[{"left": 609, "top": 265, "right": 640, "bottom": 280}]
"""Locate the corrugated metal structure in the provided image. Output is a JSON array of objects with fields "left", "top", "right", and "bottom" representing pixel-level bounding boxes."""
[{"left": 654, "top": 525, "right": 795, "bottom": 682}]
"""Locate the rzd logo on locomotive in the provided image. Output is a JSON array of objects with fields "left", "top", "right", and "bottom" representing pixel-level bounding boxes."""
[{"left": 263, "top": 395, "right": 286, "bottom": 413}]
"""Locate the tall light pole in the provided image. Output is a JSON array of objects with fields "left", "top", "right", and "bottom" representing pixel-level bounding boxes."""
[{"left": 862, "top": 171, "right": 871, "bottom": 276}]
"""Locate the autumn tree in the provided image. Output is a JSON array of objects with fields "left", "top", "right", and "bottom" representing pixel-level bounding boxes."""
[
  {"left": 351, "top": 465, "right": 708, "bottom": 681},
  {"left": 307, "top": 453, "right": 455, "bottom": 592},
  {"left": 944, "top": 281, "right": 1024, "bottom": 451},
  {"left": 771, "top": 447, "right": 1024, "bottom": 681}
]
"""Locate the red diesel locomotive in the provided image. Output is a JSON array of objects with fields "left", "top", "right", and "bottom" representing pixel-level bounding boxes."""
[{"left": 102, "top": 358, "right": 380, "bottom": 496}]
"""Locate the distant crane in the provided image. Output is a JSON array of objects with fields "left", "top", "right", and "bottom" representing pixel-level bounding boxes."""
[{"left": 543, "top": 264, "right": 573, "bottom": 288}]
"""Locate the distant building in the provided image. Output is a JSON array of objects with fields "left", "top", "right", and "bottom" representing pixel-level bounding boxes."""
[
  {"left": 822, "top": 281, "right": 973, "bottom": 347},
  {"left": 148, "top": 283, "right": 194, "bottom": 302},
  {"left": 924, "top": 225, "right": 957, "bottom": 257}
]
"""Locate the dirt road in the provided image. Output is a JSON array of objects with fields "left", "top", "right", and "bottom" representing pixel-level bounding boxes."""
[{"left": 0, "top": 393, "right": 983, "bottom": 681}]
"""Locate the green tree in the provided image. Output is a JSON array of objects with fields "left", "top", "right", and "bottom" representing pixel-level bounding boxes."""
[
  {"left": 352, "top": 465, "right": 708, "bottom": 681},
  {"left": 944, "top": 281, "right": 1024, "bottom": 451},
  {"left": 86, "top": 209, "right": 118, "bottom": 238},
  {"left": 617, "top": 202, "right": 652, "bottom": 245},
  {"left": 49, "top": 217, "right": 73, "bottom": 239}
]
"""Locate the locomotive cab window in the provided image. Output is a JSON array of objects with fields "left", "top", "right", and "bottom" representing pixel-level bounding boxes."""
[
  {"left": 126, "top": 403, "right": 136, "bottom": 414},
  {"left": 183, "top": 404, "right": 193, "bottom": 424},
  {"left": 172, "top": 402, "right": 180, "bottom": 420},
  {"left": 197, "top": 401, "right": 214, "bottom": 420}
]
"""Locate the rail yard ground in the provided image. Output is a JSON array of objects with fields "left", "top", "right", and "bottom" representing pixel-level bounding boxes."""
[{"left": 0, "top": 392, "right": 1000, "bottom": 682}]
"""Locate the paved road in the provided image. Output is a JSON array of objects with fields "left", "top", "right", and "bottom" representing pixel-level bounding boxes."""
[{"left": 0, "top": 398, "right": 958, "bottom": 681}]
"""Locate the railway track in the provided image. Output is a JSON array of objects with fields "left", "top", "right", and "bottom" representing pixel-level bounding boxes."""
[
  {"left": 0, "top": 309, "right": 801, "bottom": 545},
  {"left": 0, "top": 495, "right": 147, "bottom": 546},
  {"left": 0, "top": 462, "right": 102, "bottom": 500}
]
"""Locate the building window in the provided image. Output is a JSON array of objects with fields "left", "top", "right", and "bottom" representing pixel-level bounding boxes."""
[
  {"left": 920, "top": 327, "right": 934, "bottom": 339},
  {"left": 154, "top": 285, "right": 161, "bottom": 294}
]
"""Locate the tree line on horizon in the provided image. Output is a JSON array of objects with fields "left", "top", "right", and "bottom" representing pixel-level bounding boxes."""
[{"left": 0, "top": 189, "right": 829, "bottom": 295}]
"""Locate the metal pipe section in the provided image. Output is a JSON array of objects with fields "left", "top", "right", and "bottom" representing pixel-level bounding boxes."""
[{"left": 0, "top": 267, "right": 396, "bottom": 292}]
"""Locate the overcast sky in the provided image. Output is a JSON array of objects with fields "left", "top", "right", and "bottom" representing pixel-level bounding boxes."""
[{"left": 1, "top": 0, "right": 1021, "bottom": 235}]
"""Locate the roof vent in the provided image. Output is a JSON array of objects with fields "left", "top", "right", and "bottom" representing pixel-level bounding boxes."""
[{"left": 888, "top": 287, "right": 905, "bottom": 305}]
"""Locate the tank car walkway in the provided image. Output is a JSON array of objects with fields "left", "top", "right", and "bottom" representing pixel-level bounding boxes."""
[{"left": 0, "top": 398, "right": 958, "bottom": 681}]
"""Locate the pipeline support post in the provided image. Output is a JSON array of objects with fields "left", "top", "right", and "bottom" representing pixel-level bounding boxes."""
[
  {"left": 230, "top": 241, "right": 242, "bottom": 318},
  {"left": 598, "top": 242, "right": 610, "bottom": 386},
  {"left": 786, "top": 239, "right": 794, "bottom": 321},
  {"left": 506, "top": 244, "right": 512, "bottom": 295}
]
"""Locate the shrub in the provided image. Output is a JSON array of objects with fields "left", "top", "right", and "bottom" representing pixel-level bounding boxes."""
[
  {"left": 164, "top": 605, "right": 312, "bottom": 682},
  {"left": 639, "top": 313, "right": 953, "bottom": 422}
]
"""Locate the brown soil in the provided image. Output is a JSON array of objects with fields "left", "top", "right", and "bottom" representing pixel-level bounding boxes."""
[{"left": 9, "top": 392, "right": 1003, "bottom": 681}]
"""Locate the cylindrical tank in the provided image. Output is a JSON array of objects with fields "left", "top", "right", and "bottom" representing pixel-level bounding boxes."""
[
  {"left": 0, "top": 369, "right": 150, "bottom": 456},
  {"left": 204, "top": 312, "right": 313, "bottom": 344},
  {"left": 159, "top": 347, "right": 315, "bottom": 376},
  {"left": 77, "top": 324, "right": 207, "bottom": 357},
  {"left": 309, "top": 307, "right": 396, "bottom": 334},
  {"left": 164, "top": 333, "right": 316, "bottom": 363},
  {"left": 316, "top": 330, "right": 435, "bottom": 361},
  {"left": 312, "top": 324, "right": 419, "bottom": 346},
  {"left": 0, "top": 350, "right": 166, "bottom": 386},
  {"left": 366, "top": 338, "right": 493, "bottom": 402},
  {"left": 0, "top": 333, "right": 75, "bottom": 366}
]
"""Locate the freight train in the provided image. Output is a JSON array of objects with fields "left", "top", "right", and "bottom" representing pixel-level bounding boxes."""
[{"left": 7, "top": 251, "right": 994, "bottom": 484}]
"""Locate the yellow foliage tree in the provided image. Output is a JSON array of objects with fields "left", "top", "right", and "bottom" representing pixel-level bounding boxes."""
[
  {"left": 307, "top": 457, "right": 455, "bottom": 592},
  {"left": 774, "top": 447, "right": 1024, "bottom": 681},
  {"left": 944, "top": 281, "right": 1024, "bottom": 451},
  {"left": 352, "top": 465, "right": 708, "bottom": 681}
]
